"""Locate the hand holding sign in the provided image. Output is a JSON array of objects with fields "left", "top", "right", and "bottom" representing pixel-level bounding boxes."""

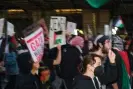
[{"left": 57, "top": 45, "right": 61, "bottom": 51}]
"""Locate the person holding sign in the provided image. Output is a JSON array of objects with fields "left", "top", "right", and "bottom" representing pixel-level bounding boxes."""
[
  {"left": 39, "top": 45, "right": 61, "bottom": 88},
  {"left": 15, "top": 52, "right": 41, "bottom": 89}
]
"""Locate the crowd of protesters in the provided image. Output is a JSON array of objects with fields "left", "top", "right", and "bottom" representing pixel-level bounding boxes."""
[{"left": 0, "top": 29, "right": 132, "bottom": 89}]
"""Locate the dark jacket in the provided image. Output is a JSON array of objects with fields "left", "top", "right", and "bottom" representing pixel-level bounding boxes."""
[
  {"left": 15, "top": 73, "right": 41, "bottom": 89},
  {"left": 111, "top": 49, "right": 123, "bottom": 89},
  {"left": 60, "top": 44, "right": 82, "bottom": 79},
  {"left": 16, "top": 52, "right": 42, "bottom": 89},
  {"left": 73, "top": 63, "right": 117, "bottom": 89},
  {"left": 73, "top": 75, "right": 101, "bottom": 89}
]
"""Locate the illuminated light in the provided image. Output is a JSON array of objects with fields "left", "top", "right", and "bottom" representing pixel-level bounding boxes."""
[
  {"left": 78, "top": 29, "right": 84, "bottom": 34},
  {"left": 112, "top": 29, "right": 116, "bottom": 35},
  {"left": 54, "top": 9, "right": 82, "bottom": 14},
  {"left": 55, "top": 10, "right": 60, "bottom": 13},
  {"left": 8, "top": 9, "right": 24, "bottom": 13},
  {"left": 114, "top": 27, "right": 118, "bottom": 31},
  {"left": 74, "top": 29, "right": 78, "bottom": 35},
  {"left": 76, "top": 9, "right": 82, "bottom": 11}
]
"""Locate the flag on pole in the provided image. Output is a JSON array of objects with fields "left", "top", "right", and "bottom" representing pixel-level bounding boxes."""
[{"left": 115, "top": 16, "right": 124, "bottom": 28}]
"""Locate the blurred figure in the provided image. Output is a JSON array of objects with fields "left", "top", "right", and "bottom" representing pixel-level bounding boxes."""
[
  {"left": 92, "top": 35, "right": 119, "bottom": 89},
  {"left": 15, "top": 52, "right": 41, "bottom": 89},
  {"left": 59, "top": 35, "right": 84, "bottom": 89},
  {"left": 4, "top": 42, "right": 19, "bottom": 89},
  {"left": 112, "top": 35, "right": 131, "bottom": 89},
  {"left": 73, "top": 53, "right": 117, "bottom": 89},
  {"left": 126, "top": 39, "right": 133, "bottom": 88}
]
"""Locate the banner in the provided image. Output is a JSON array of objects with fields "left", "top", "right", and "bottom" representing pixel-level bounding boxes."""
[
  {"left": 67, "top": 21, "right": 77, "bottom": 34},
  {"left": 24, "top": 27, "right": 44, "bottom": 62},
  {"left": 49, "top": 16, "right": 66, "bottom": 49}
]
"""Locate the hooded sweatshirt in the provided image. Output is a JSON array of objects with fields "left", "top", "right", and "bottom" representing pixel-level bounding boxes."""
[{"left": 15, "top": 52, "right": 41, "bottom": 89}]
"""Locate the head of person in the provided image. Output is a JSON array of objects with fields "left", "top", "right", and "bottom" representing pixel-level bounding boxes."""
[
  {"left": 83, "top": 54, "right": 104, "bottom": 77},
  {"left": 39, "top": 66, "right": 50, "bottom": 83},
  {"left": 17, "top": 52, "right": 40, "bottom": 74},
  {"left": 93, "top": 35, "right": 111, "bottom": 54},
  {"left": 69, "top": 36, "right": 84, "bottom": 48}
]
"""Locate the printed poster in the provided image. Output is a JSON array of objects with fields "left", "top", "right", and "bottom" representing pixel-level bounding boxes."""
[{"left": 24, "top": 27, "right": 44, "bottom": 62}]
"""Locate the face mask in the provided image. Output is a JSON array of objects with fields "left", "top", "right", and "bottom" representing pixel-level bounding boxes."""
[{"left": 94, "top": 66, "right": 104, "bottom": 77}]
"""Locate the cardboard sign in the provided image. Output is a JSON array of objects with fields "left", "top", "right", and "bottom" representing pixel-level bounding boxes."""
[
  {"left": 67, "top": 21, "right": 77, "bottom": 34},
  {"left": 24, "top": 27, "right": 44, "bottom": 62},
  {"left": 49, "top": 16, "right": 66, "bottom": 49}
]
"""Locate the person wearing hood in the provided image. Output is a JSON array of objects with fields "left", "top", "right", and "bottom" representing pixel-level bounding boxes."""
[
  {"left": 58, "top": 35, "right": 84, "bottom": 89},
  {"left": 73, "top": 53, "right": 117, "bottom": 89},
  {"left": 15, "top": 52, "right": 41, "bottom": 89}
]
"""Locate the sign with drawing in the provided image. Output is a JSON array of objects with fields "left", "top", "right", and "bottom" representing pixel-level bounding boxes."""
[{"left": 49, "top": 16, "right": 66, "bottom": 49}]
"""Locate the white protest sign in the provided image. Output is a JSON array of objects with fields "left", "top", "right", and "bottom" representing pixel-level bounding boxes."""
[
  {"left": 7, "top": 22, "right": 15, "bottom": 36},
  {"left": 0, "top": 18, "right": 4, "bottom": 37},
  {"left": 67, "top": 21, "right": 77, "bottom": 34},
  {"left": 104, "top": 24, "right": 110, "bottom": 36},
  {"left": 50, "top": 16, "right": 66, "bottom": 32},
  {"left": 24, "top": 27, "right": 44, "bottom": 62},
  {"left": 49, "top": 16, "right": 66, "bottom": 49}
]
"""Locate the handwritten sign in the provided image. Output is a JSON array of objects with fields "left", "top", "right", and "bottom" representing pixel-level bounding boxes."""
[
  {"left": 67, "top": 21, "right": 77, "bottom": 34},
  {"left": 49, "top": 16, "right": 66, "bottom": 49},
  {"left": 24, "top": 27, "right": 44, "bottom": 62},
  {"left": 50, "top": 16, "right": 66, "bottom": 32}
]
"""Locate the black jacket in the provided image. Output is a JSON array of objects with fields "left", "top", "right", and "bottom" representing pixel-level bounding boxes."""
[
  {"left": 15, "top": 73, "right": 41, "bottom": 89},
  {"left": 60, "top": 44, "right": 82, "bottom": 79},
  {"left": 111, "top": 49, "right": 123, "bottom": 89},
  {"left": 73, "top": 63, "right": 117, "bottom": 89},
  {"left": 73, "top": 75, "right": 101, "bottom": 89}
]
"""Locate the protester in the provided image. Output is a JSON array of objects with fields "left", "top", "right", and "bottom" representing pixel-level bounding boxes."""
[
  {"left": 73, "top": 53, "right": 117, "bottom": 89},
  {"left": 39, "top": 66, "right": 51, "bottom": 89},
  {"left": 4, "top": 42, "right": 19, "bottom": 89},
  {"left": 58, "top": 35, "right": 84, "bottom": 89},
  {"left": 15, "top": 52, "right": 41, "bottom": 89},
  {"left": 92, "top": 34, "right": 119, "bottom": 89},
  {"left": 112, "top": 35, "right": 131, "bottom": 89},
  {"left": 40, "top": 45, "right": 61, "bottom": 89}
]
